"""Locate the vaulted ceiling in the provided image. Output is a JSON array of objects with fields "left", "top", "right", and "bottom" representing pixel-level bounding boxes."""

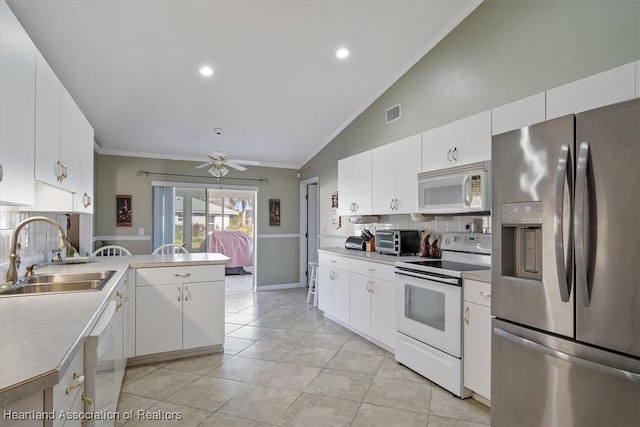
[{"left": 8, "top": 0, "right": 481, "bottom": 169}]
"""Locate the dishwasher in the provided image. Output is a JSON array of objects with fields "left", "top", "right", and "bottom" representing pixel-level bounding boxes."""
[{"left": 84, "top": 301, "right": 119, "bottom": 426}]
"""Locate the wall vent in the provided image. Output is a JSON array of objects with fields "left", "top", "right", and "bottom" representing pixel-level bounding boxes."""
[{"left": 386, "top": 103, "right": 401, "bottom": 124}]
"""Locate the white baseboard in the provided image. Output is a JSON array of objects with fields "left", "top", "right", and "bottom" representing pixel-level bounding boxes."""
[{"left": 257, "top": 282, "right": 305, "bottom": 291}]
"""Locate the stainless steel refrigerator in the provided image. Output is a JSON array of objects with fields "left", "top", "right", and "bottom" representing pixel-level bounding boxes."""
[{"left": 491, "top": 98, "right": 640, "bottom": 426}]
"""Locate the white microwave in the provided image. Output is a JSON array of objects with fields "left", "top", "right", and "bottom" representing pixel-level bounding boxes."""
[{"left": 417, "top": 161, "right": 490, "bottom": 214}]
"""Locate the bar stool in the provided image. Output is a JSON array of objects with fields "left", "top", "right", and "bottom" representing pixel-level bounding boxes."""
[{"left": 307, "top": 261, "right": 319, "bottom": 307}]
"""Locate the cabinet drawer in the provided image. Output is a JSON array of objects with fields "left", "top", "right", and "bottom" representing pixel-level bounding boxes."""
[
  {"left": 136, "top": 265, "right": 224, "bottom": 286},
  {"left": 52, "top": 347, "right": 84, "bottom": 419},
  {"left": 350, "top": 259, "right": 394, "bottom": 282},
  {"left": 318, "top": 253, "right": 349, "bottom": 270},
  {"left": 463, "top": 279, "right": 492, "bottom": 307}
]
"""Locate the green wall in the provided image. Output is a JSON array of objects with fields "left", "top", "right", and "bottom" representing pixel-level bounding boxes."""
[
  {"left": 94, "top": 154, "right": 300, "bottom": 286},
  {"left": 300, "top": 0, "right": 640, "bottom": 236}
]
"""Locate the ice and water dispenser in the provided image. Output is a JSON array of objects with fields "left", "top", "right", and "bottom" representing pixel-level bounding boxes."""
[{"left": 500, "top": 201, "right": 543, "bottom": 281}]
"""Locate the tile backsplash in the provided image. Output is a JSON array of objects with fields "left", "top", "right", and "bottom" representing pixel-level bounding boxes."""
[
  {"left": 320, "top": 214, "right": 491, "bottom": 250},
  {"left": 0, "top": 206, "right": 68, "bottom": 280}
]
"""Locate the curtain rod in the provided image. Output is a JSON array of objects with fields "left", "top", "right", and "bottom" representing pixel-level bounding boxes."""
[{"left": 136, "top": 170, "right": 270, "bottom": 183}]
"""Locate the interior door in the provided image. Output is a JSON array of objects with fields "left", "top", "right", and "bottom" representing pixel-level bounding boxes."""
[{"left": 575, "top": 98, "right": 640, "bottom": 358}]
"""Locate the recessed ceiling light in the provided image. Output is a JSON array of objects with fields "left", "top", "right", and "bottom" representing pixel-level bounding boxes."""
[
  {"left": 335, "top": 48, "right": 350, "bottom": 59},
  {"left": 199, "top": 65, "right": 214, "bottom": 77}
]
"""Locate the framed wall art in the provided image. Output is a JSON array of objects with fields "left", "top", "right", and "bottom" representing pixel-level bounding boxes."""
[
  {"left": 116, "top": 195, "right": 132, "bottom": 226},
  {"left": 269, "top": 199, "right": 281, "bottom": 226}
]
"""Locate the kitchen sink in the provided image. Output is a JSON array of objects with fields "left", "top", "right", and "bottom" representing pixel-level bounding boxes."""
[{"left": 0, "top": 270, "right": 116, "bottom": 296}]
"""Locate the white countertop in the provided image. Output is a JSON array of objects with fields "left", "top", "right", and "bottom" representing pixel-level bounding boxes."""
[{"left": 0, "top": 253, "right": 229, "bottom": 406}]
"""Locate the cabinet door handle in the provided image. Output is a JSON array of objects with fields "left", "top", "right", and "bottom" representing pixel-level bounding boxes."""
[
  {"left": 81, "top": 392, "right": 93, "bottom": 407},
  {"left": 0, "top": 163, "right": 3, "bottom": 182},
  {"left": 177, "top": 287, "right": 182, "bottom": 301},
  {"left": 65, "top": 373, "right": 84, "bottom": 394},
  {"left": 175, "top": 272, "right": 191, "bottom": 278},
  {"left": 452, "top": 147, "right": 458, "bottom": 162},
  {"left": 56, "top": 160, "right": 68, "bottom": 182},
  {"left": 184, "top": 286, "right": 191, "bottom": 301},
  {"left": 464, "top": 306, "right": 470, "bottom": 325},
  {"left": 446, "top": 148, "right": 452, "bottom": 163},
  {"left": 479, "top": 291, "right": 491, "bottom": 298},
  {"left": 83, "top": 193, "right": 91, "bottom": 208}
]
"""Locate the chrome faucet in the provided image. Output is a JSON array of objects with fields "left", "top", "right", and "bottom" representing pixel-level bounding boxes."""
[{"left": 3, "top": 216, "right": 69, "bottom": 287}]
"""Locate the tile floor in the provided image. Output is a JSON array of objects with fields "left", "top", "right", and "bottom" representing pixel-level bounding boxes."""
[
  {"left": 224, "top": 273, "right": 254, "bottom": 292},
  {"left": 118, "top": 288, "right": 490, "bottom": 426}
]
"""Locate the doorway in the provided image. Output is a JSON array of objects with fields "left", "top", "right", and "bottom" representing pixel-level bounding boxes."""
[
  {"left": 153, "top": 183, "right": 257, "bottom": 291},
  {"left": 299, "top": 177, "right": 319, "bottom": 287}
]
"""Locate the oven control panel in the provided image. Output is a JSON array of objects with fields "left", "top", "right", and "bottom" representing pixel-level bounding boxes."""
[{"left": 441, "top": 232, "right": 491, "bottom": 254}]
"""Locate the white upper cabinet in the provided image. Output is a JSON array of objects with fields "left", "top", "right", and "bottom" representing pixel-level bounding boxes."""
[
  {"left": 0, "top": 0, "right": 36, "bottom": 205},
  {"left": 492, "top": 93, "right": 546, "bottom": 136},
  {"left": 35, "top": 51, "right": 62, "bottom": 188},
  {"left": 34, "top": 50, "right": 94, "bottom": 212},
  {"left": 337, "top": 150, "right": 372, "bottom": 216},
  {"left": 451, "top": 110, "right": 491, "bottom": 166},
  {"left": 372, "top": 134, "right": 421, "bottom": 214},
  {"left": 421, "top": 122, "right": 452, "bottom": 172},
  {"left": 546, "top": 62, "right": 636, "bottom": 119},
  {"left": 422, "top": 110, "right": 491, "bottom": 172}
]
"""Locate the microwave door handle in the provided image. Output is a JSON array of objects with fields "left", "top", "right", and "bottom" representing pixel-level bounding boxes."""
[
  {"left": 575, "top": 141, "right": 591, "bottom": 307},
  {"left": 554, "top": 143, "right": 572, "bottom": 302},
  {"left": 462, "top": 175, "right": 471, "bottom": 207}
]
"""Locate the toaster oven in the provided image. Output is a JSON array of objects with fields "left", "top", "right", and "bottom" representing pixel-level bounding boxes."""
[{"left": 376, "top": 230, "right": 421, "bottom": 255}]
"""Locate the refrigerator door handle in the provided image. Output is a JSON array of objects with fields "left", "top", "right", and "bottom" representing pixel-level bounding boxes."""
[
  {"left": 575, "top": 141, "right": 590, "bottom": 306},
  {"left": 554, "top": 143, "right": 572, "bottom": 302},
  {"left": 494, "top": 327, "right": 640, "bottom": 384}
]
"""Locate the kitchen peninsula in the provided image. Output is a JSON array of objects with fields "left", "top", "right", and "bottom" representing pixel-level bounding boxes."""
[{"left": 0, "top": 253, "right": 229, "bottom": 411}]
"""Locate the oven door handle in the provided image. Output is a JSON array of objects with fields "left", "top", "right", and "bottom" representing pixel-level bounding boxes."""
[{"left": 394, "top": 270, "right": 460, "bottom": 286}]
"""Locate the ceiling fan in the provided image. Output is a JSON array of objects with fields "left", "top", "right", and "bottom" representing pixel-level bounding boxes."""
[{"left": 195, "top": 128, "right": 259, "bottom": 177}]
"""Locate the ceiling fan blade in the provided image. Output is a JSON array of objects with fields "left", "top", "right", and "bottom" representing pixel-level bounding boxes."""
[
  {"left": 228, "top": 159, "right": 260, "bottom": 166},
  {"left": 195, "top": 161, "right": 213, "bottom": 169},
  {"left": 224, "top": 161, "right": 247, "bottom": 171}
]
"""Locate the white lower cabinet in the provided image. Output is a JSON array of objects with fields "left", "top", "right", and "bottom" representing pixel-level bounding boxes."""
[
  {"left": 349, "top": 259, "right": 395, "bottom": 350},
  {"left": 317, "top": 263, "right": 334, "bottom": 316},
  {"left": 51, "top": 347, "right": 85, "bottom": 427},
  {"left": 331, "top": 268, "right": 350, "bottom": 325},
  {"left": 182, "top": 281, "right": 225, "bottom": 349},
  {"left": 318, "top": 253, "right": 350, "bottom": 324},
  {"left": 463, "top": 278, "right": 492, "bottom": 401},
  {"left": 136, "top": 284, "right": 182, "bottom": 355},
  {"left": 349, "top": 273, "right": 371, "bottom": 335},
  {"left": 319, "top": 252, "right": 396, "bottom": 351},
  {"left": 369, "top": 277, "right": 396, "bottom": 349},
  {"left": 135, "top": 265, "right": 225, "bottom": 356}
]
